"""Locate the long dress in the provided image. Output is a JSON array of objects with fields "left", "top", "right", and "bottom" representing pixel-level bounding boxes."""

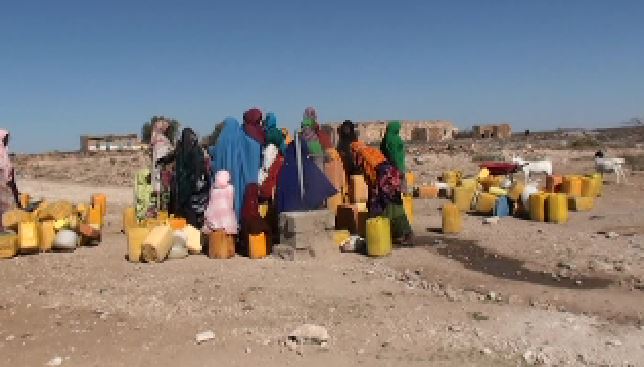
[
  {"left": 174, "top": 128, "right": 210, "bottom": 229},
  {"left": 276, "top": 139, "right": 337, "bottom": 213},
  {"left": 204, "top": 170, "right": 238, "bottom": 234}
]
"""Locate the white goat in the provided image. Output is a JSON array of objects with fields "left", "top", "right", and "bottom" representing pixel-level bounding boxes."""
[
  {"left": 595, "top": 157, "right": 627, "bottom": 184},
  {"left": 511, "top": 155, "right": 553, "bottom": 183}
]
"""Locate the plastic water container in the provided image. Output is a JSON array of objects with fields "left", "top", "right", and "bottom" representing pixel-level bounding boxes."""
[
  {"left": 122, "top": 207, "right": 137, "bottom": 232},
  {"left": 53, "top": 230, "right": 78, "bottom": 252},
  {"left": 494, "top": 196, "right": 511, "bottom": 217},
  {"left": 418, "top": 186, "right": 439, "bottom": 199},
  {"left": 350, "top": 175, "right": 368, "bottom": 203},
  {"left": 587, "top": 173, "right": 603, "bottom": 197},
  {"left": 508, "top": 181, "right": 525, "bottom": 202},
  {"left": 168, "top": 217, "right": 187, "bottom": 230},
  {"left": 19, "top": 193, "right": 30, "bottom": 209},
  {"left": 452, "top": 187, "right": 474, "bottom": 212},
  {"left": 127, "top": 227, "right": 149, "bottom": 262},
  {"left": 326, "top": 193, "right": 342, "bottom": 214},
  {"left": 91, "top": 193, "right": 107, "bottom": 217},
  {"left": 208, "top": 230, "right": 235, "bottom": 259},
  {"left": 488, "top": 187, "right": 508, "bottom": 197},
  {"left": 546, "top": 175, "right": 563, "bottom": 193},
  {"left": 88, "top": 205, "right": 103, "bottom": 228},
  {"left": 442, "top": 203, "right": 462, "bottom": 234},
  {"left": 248, "top": 233, "right": 267, "bottom": 259},
  {"left": 406, "top": 171, "right": 416, "bottom": 189},
  {"left": 18, "top": 222, "right": 39, "bottom": 253},
  {"left": 442, "top": 170, "right": 461, "bottom": 187},
  {"left": 403, "top": 195, "right": 414, "bottom": 225},
  {"left": 547, "top": 193, "right": 568, "bottom": 224},
  {"left": 366, "top": 217, "right": 392, "bottom": 257},
  {"left": 529, "top": 193, "right": 547, "bottom": 222},
  {"left": 568, "top": 196, "right": 594, "bottom": 211},
  {"left": 476, "top": 193, "right": 497, "bottom": 215},
  {"left": 0, "top": 232, "right": 18, "bottom": 259},
  {"left": 562, "top": 176, "right": 582, "bottom": 197},
  {"left": 182, "top": 225, "right": 203, "bottom": 255},
  {"left": 38, "top": 220, "right": 56, "bottom": 252}
]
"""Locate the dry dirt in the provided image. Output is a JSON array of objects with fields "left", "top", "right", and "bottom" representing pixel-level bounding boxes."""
[{"left": 1, "top": 148, "right": 643, "bottom": 367}]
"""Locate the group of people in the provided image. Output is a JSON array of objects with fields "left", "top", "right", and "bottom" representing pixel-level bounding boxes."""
[
  {"left": 144, "top": 106, "right": 413, "bottom": 251},
  {"left": 0, "top": 107, "right": 413, "bottom": 248}
]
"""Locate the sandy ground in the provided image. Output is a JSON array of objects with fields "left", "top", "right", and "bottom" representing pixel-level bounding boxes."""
[{"left": 1, "top": 154, "right": 643, "bottom": 366}]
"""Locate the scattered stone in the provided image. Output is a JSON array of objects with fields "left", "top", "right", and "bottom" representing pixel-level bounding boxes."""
[
  {"left": 523, "top": 350, "right": 537, "bottom": 365},
  {"left": 288, "top": 324, "right": 329, "bottom": 346},
  {"left": 448, "top": 324, "right": 463, "bottom": 332},
  {"left": 487, "top": 291, "right": 497, "bottom": 301},
  {"left": 481, "top": 348, "right": 493, "bottom": 355},
  {"left": 195, "top": 330, "right": 216, "bottom": 344},
  {"left": 357, "top": 348, "right": 365, "bottom": 355},
  {"left": 606, "top": 339, "right": 622, "bottom": 347},
  {"left": 46, "top": 357, "right": 63, "bottom": 366},
  {"left": 470, "top": 311, "right": 489, "bottom": 321},
  {"left": 245, "top": 347, "right": 251, "bottom": 354},
  {"left": 606, "top": 232, "right": 620, "bottom": 239},
  {"left": 557, "top": 261, "right": 575, "bottom": 270},
  {"left": 483, "top": 216, "right": 500, "bottom": 225}
]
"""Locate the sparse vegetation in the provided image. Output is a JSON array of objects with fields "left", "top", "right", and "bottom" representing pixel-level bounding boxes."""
[
  {"left": 624, "top": 154, "right": 644, "bottom": 171},
  {"left": 570, "top": 136, "right": 600, "bottom": 149}
]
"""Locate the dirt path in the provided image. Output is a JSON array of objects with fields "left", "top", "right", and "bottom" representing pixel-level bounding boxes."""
[{"left": 1, "top": 174, "right": 643, "bottom": 366}]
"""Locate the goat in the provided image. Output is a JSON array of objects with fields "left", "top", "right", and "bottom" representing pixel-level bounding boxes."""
[
  {"left": 511, "top": 155, "right": 553, "bottom": 183},
  {"left": 595, "top": 157, "right": 627, "bottom": 184}
]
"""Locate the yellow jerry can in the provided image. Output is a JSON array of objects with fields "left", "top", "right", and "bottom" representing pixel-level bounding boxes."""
[
  {"left": 18, "top": 221, "right": 39, "bottom": 253},
  {"left": 562, "top": 176, "right": 582, "bottom": 197},
  {"left": 402, "top": 194, "right": 414, "bottom": 225},
  {"left": 547, "top": 193, "right": 568, "bottom": 224},
  {"left": 508, "top": 181, "right": 525, "bottom": 202},
  {"left": 529, "top": 193, "right": 547, "bottom": 222},
  {"left": 350, "top": 175, "right": 368, "bottom": 204},
  {"left": 568, "top": 196, "right": 594, "bottom": 212},
  {"left": 91, "top": 193, "right": 107, "bottom": 217},
  {"left": 366, "top": 217, "right": 392, "bottom": 257},
  {"left": 452, "top": 187, "right": 474, "bottom": 212},
  {"left": 122, "top": 207, "right": 137, "bottom": 232},
  {"left": 476, "top": 193, "right": 497, "bottom": 215},
  {"left": 0, "top": 232, "right": 18, "bottom": 259},
  {"left": 127, "top": 227, "right": 150, "bottom": 263},
  {"left": 88, "top": 205, "right": 103, "bottom": 229},
  {"left": 248, "top": 232, "right": 267, "bottom": 259},
  {"left": 442, "top": 203, "right": 462, "bottom": 234},
  {"left": 38, "top": 220, "right": 56, "bottom": 252}
]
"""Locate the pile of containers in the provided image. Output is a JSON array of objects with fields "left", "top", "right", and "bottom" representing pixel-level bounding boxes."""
[{"left": 0, "top": 193, "right": 106, "bottom": 259}]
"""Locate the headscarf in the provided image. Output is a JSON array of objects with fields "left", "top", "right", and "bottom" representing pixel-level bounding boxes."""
[
  {"left": 0, "top": 130, "right": 13, "bottom": 182},
  {"left": 243, "top": 108, "right": 266, "bottom": 145},
  {"left": 264, "top": 112, "right": 286, "bottom": 153},
  {"left": 276, "top": 141, "right": 337, "bottom": 213},
  {"left": 175, "top": 128, "right": 205, "bottom": 207},
  {"left": 151, "top": 120, "right": 171, "bottom": 147},
  {"left": 210, "top": 118, "right": 262, "bottom": 221},
  {"left": 337, "top": 120, "right": 358, "bottom": 175},
  {"left": 380, "top": 120, "right": 405, "bottom": 172},
  {"left": 303, "top": 107, "right": 318, "bottom": 123},
  {"left": 301, "top": 118, "right": 323, "bottom": 155}
]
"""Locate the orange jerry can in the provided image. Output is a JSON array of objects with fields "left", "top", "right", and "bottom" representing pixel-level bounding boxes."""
[
  {"left": 562, "top": 176, "right": 582, "bottom": 197},
  {"left": 208, "top": 230, "right": 235, "bottom": 259},
  {"left": 38, "top": 220, "right": 56, "bottom": 252},
  {"left": 19, "top": 193, "right": 30, "bottom": 209},
  {"left": 418, "top": 186, "right": 439, "bottom": 199},
  {"left": 91, "top": 193, "right": 107, "bottom": 217},
  {"left": 122, "top": 207, "right": 137, "bottom": 232},
  {"left": 88, "top": 205, "right": 103, "bottom": 229},
  {"left": 349, "top": 175, "right": 368, "bottom": 204},
  {"left": 168, "top": 217, "right": 187, "bottom": 230},
  {"left": 248, "top": 232, "right": 267, "bottom": 259}
]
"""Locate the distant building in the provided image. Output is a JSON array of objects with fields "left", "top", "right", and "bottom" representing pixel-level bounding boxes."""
[
  {"left": 80, "top": 134, "right": 143, "bottom": 152},
  {"left": 472, "top": 124, "right": 512, "bottom": 139},
  {"left": 321, "top": 120, "right": 458, "bottom": 145}
]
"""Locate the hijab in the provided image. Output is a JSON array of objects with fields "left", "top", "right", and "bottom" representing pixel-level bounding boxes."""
[
  {"left": 175, "top": 128, "right": 205, "bottom": 205},
  {"left": 243, "top": 108, "right": 266, "bottom": 145},
  {"left": 337, "top": 120, "right": 358, "bottom": 174},
  {"left": 264, "top": 112, "right": 286, "bottom": 153},
  {"left": 303, "top": 107, "right": 318, "bottom": 123},
  {"left": 301, "top": 118, "right": 323, "bottom": 155},
  {"left": 209, "top": 117, "right": 262, "bottom": 221},
  {"left": 0, "top": 130, "right": 12, "bottom": 182},
  {"left": 380, "top": 120, "right": 405, "bottom": 172}
]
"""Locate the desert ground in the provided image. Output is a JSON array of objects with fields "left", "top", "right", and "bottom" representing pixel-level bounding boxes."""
[{"left": 1, "top": 141, "right": 643, "bottom": 366}]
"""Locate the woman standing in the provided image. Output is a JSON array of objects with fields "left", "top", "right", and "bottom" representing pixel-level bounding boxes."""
[
  {"left": 337, "top": 120, "right": 359, "bottom": 176},
  {"left": 173, "top": 128, "right": 210, "bottom": 228},
  {"left": 0, "top": 130, "right": 20, "bottom": 231},
  {"left": 150, "top": 119, "right": 173, "bottom": 212},
  {"left": 380, "top": 121, "right": 406, "bottom": 173},
  {"left": 209, "top": 117, "right": 261, "bottom": 222}
]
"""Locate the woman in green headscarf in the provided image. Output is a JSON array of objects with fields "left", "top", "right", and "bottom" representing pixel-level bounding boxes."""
[{"left": 380, "top": 121, "right": 405, "bottom": 173}]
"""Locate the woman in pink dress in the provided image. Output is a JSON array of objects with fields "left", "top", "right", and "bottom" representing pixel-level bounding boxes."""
[{"left": 203, "top": 170, "right": 238, "bottom": 235}]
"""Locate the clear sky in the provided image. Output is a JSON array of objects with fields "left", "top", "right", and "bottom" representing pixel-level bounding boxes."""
[{"left": 1, "top": 0, "right": 643, "bottom": 153}]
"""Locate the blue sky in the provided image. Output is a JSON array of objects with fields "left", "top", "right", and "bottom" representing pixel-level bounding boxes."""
[{"left": 1, "top": 0, "right": 643, "bottom": 152}]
